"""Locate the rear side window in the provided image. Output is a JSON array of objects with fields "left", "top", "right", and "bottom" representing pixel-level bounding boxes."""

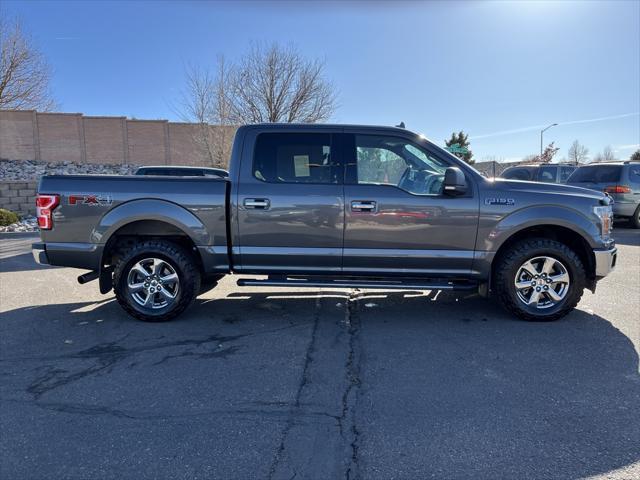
[
  {"left": 253, "top": 133, "right": 339, "bottom": 184},
  {"left": 568, "top": 165, "right": 622, "bottom": 183},
  {"left": 628, "top": 165, "right": 640, "bottom": 184},
  {"left": 538, "top": 166, "right": 556, "bottom": 182},
  {"left": 503, "top": 168, "right": 531, "bottom": 180}
]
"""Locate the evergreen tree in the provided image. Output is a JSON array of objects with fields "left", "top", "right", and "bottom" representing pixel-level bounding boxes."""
[
  {"left": 445, "top": 131, "right": 474, "bottom": 164},
  {"left": 630, "top": 149, "right": 640, "bottom": 161}
]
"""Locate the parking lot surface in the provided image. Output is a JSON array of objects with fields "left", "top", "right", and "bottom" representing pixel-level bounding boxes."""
[{"left": 1, "top": 229, "right": 639, "bottom": 480}]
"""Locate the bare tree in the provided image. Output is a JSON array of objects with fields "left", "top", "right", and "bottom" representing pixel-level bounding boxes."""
[
  {"left": 527, "top": 142, "right": 560, "bottom": 164},
  {"left": 227, "top": 43, "right": 337, "bottom": 123},
  {"left": 0, "top": 16, "right": 56, "bottom": 111},
  {"left": 178, "top": 43, "right": 337, "bottom": 165},
  {"left": 602, "top": 145, "right": 616, "bottom": 162},
  {"left": 179, "top": 60, "right": 235, "bottom": 167},
  {"left": 568, "top": 140, "right": 589, "bottom": 165}
]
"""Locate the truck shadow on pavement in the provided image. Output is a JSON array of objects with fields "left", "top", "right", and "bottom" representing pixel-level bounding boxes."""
[{"left": 1, "top": 290, "right": 639, "bottom": 479}]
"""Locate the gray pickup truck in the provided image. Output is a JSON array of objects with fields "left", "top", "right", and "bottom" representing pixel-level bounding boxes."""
[{"left": 33, "top": 124, "right": 617, "bottom": 322}]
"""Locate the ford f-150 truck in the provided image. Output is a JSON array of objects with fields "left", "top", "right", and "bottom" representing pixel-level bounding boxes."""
[{"left": 33, "top": 124, "right": 617, "bottom": 322}]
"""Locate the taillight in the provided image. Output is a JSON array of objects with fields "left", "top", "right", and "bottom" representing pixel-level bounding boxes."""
[
  {"left": 36, "top": 194, "right": 60, "bottom": 230},
  {"left": 604, "top": 185, "right": 631, "bottom": 194}
]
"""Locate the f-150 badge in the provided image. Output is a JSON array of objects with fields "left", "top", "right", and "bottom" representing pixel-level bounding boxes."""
[
  {"left": 68, "top": 194, "right": 113, "bottom": 206},
  {"left": 485, "top": 197, "right": 515, "bottom": 206}
]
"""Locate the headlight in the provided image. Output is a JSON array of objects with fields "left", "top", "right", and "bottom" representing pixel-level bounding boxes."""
[{"left": 593, "top": 205, "right": 613, "bottom": 238}]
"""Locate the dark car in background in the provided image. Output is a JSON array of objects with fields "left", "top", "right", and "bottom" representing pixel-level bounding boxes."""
[
  {"left": 500, "top": 164, "right": 577, "bottom": 183},
  {"left": 567, "top": 161, "right": 640, "bottom": 228},
  {"left": 135, "top": 166, "right": 229, "bottom": 178}
]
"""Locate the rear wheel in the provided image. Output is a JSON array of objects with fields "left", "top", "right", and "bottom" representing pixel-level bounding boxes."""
[
  {"left": 494, "top": 238, "right": 586, "bottom": 321},
  {"left": 630, "top": 205, "right": 640, "bottom": 229},
  {"left": 113, "top": 240, "right": 200, "bottom": 322}
]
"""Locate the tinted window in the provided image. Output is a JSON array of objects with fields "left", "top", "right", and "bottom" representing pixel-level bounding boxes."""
[
  {"left": 568, "top": 165, "right": 622, "bottom": 183},
  {"left": 628, "top": 165, "right": 640, "bottom": 184},
  {"left": 353, "top": 135, "right": 448, "bottom": 195},
  {"left": 503, "top": 168, "right": 531, "bottom": 180},
  {"left": 538, "top": 166, "right": 556, "bottom": 183},
  {"left": 559, "top": 166, "right": 576, "bottom": 182},
  {"left": 253, "top": 133, "right": 338, "bottom": 184}
]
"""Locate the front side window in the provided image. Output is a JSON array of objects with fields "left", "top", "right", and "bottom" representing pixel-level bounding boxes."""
[
  {"left": 253, "top": 133, "right": 339, "bottom": 184},
  {"left": 353, "top": 135, "right": 448, "bottom": 195}
]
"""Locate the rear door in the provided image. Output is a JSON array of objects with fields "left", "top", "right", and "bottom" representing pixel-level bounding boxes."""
[
  {"left": 235, "top": 128, "right": 344, "bottom": 273},
  {"left": 341, "top": 131, "right": 479, "bottom": 276}
]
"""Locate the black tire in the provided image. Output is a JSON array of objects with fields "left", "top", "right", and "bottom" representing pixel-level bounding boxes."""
[
  {"left": 113, "top": 240, "right": 201, "bottom": 322},
  {"left": 494, "top": 238, "right": 586, "bottom": 322},
  {"left": 629, "top": 205, "right": 640, "bottom": 229},
  {"left": 199, "top": 275, "right": 224, "bottom": 295}
]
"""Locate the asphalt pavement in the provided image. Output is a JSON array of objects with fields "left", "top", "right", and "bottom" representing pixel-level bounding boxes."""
[{"left": 1, "top": 229, "right": 639, "bottom": 480}]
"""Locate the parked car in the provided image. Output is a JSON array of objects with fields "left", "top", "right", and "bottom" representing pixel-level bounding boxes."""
[
  {"left": 33, "top": 124, "right": 616, "bottom": 322},
  {"left": 500, "top": 164, "right": 577, "bottom": 183},
  {"left": 135, "top": 166, "right": 228, "bottom": 178},
  {"left": 567, "top": 161, "right": 640, "bottom": 228}
]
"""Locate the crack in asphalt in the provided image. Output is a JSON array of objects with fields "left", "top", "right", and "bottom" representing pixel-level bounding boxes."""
[
  {"left": 342, "top": 290, "right": 362, "bottom": 480},
  {"left": 17, "top": 324, "right": 308, "bottom": 400},
  {"left": 267, "top": 297, "right": 322, "bottom": 480},
  {"left": 267, "top": 292, "right": 363, "bottom": 480}
]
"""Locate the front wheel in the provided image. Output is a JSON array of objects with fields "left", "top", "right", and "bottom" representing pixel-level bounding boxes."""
[
  {"left": 113, "top": 240, "right": 201, "bottom": 322},
  {"left": 494, "top": 238, "right": 586, "bottom": 321}
]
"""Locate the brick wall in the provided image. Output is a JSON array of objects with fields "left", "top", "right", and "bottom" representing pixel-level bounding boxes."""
[
  {"left": 0, "top": 110, "right": 37, "bottom": 161},
  {"left": 0, "top": 181, "right": 37, "bottom": 215},
  {"left": 0, "top": 110, "right": 230, "bottom": 168}
]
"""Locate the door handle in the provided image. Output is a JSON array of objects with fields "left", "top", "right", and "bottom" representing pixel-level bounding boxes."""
[
  {"left": 244, "top": 198, "right": 270, "bottom": 209},
  {"left": 351, "top": 201, "right": 377, "bottom": 212}
]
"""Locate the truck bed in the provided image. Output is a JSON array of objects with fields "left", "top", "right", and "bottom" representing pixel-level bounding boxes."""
[{"left": 37, "top": 174, "right": 229, "bottom": 271}]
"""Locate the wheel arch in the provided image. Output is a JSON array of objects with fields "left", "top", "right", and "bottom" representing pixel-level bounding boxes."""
[
  {"left": 93, "top": 199, "right": 210, "bottom": 247},
  {"left": 94, "top": 200, "right": 210, "bottom": 291},
  {"left": 491, "top": 224, "right": 596, "bottom": 291}
]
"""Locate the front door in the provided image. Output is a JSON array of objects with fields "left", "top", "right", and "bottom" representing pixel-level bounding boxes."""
[
  {"left": 236, "top": 130, "right": 344, "bottom": 274},
  {"left": 342, "top": 131, "right": 479, "bottom": 276}
]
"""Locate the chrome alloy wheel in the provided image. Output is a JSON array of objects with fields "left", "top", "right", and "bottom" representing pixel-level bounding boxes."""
[
  {"left": 514, "top": 256, "right": 570, "bottom": 309},
  {"left": 127, "top": 258, "right": 179, "bottom": 309}
]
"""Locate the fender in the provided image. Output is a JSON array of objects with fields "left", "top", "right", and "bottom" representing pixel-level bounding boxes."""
[
  {"left": 91, "top": 199, "right": 211, "bottom": 246},
  {"left": 477, "top": 205, "right": 601, "bottom": 254}
]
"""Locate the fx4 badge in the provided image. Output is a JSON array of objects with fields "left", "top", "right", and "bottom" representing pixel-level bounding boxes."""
[
  {"left": 68, "top": 194, "right": 113, "bottom": 206},
  {"left": 485, "top": 197, "right": 515, "bottom": 206}
]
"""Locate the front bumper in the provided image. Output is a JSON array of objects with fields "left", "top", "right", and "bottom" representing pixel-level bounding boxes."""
[
  {"left": 594, "top": 246, "right": 617, "bottom": 277},
  {"left": 32, "top": 242, "right": 49, "bottom": 265}
]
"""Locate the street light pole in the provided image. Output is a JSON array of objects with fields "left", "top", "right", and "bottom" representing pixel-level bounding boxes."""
[{"left": 540, "top": 123, "right": 558, "bottom": 158}]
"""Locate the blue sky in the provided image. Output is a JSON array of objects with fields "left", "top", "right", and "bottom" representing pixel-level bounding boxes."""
[{"left": 4, "top": 0, "right": 640, "bottom": 162}]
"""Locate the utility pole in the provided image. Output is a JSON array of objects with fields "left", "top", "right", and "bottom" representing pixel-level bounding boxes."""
[{"left": 540, "top": 123, "right": 558, "bottom": 158}]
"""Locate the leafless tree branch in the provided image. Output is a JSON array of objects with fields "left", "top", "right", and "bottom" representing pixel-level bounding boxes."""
[
  {"left": 178, "top": 43, "right": 337, "bottom": 165},
  {"left": 0, "top": 15, "right": 56, "bottom": 111}
]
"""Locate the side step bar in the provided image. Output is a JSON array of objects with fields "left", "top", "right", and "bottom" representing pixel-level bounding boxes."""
[{"left": 237, "top": 277, "right": 477, "bottom": 291}]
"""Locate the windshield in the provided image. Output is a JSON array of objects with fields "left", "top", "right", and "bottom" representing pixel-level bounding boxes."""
[{"left": 568, "top": 165, "right": 622, "bottom": 183}]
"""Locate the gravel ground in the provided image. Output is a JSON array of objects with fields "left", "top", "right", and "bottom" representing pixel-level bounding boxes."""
[
  {"left": 0, "top": 160, "right": 138, "bottom": 181},
  {"left": 0, "top": 215, "right": 38, "bottom": 233},
  {"left": 0, "top": 229, "right": 639, "bottom": 479}
]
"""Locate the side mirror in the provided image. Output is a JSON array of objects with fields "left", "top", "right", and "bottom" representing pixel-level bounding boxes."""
[{"left": 443, "top": 167, "right": 467, "bottom": 196}]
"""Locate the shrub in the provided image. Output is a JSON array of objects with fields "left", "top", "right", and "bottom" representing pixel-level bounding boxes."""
[{"left": 0, "top": 209, "right": 20, "bottom": 226}]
